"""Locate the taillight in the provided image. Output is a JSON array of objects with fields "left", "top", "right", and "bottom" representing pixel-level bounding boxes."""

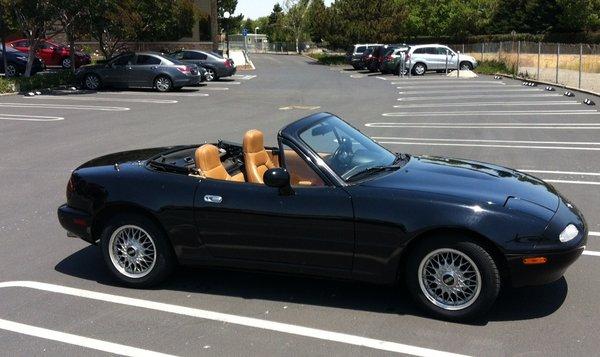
[
  {"left": 66, "top": 175, "right": 75, "bottom": 199},
  {"left": 225, "top": 59, "right": 232, "bottom": 68},
  {"left": 176, "top": 65, "right": 191, "bottom": 74}
]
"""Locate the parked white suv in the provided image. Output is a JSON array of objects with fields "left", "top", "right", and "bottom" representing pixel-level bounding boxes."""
[{"left": 405, "top": 44, "right": 477, "bottom": 75}]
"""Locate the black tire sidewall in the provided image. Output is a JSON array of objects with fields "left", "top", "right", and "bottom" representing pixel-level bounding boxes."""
[
  {"left": 100, "top": 213, "right": 175, "bottom": 287},
  {"left": 406, "top": 236, "right": 501, "bottom": 321}
]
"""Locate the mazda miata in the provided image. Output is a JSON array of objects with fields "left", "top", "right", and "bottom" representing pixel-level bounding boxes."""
[{"left": 58, "top": 112, "right": 587, "bottom": 320}]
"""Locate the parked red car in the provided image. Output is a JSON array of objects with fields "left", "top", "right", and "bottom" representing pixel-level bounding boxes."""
[{"left": 8, "top": 39, "right": 91, "bottom": 69}]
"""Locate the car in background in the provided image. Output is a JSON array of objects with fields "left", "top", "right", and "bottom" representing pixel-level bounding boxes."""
[
  {"left": 405, "top": 44, "right": 478, "bottom": 75},
  {"left": 170, "top": 50, "right": 235, "bottom": 81},
  {"left": 381, "top": 46, "right": 410, "bottom": 75},
  {"left": 367, "top": 44, "right": 405, "bottom": 72},
  {"left": 346, "top": 43, "right": 381, "bottom": 70},
  {"left": 0, "top": 44, "right": 44, "bottom": 76},
  {"left": 75, "top": 52, "right": 202, "bottom": 92},
  {"left": 8, "top": 39, "right": 91, "bottom": 69}
]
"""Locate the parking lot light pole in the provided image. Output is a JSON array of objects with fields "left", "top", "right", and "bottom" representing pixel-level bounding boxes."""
[{"left": 224, "top": 11, "right": 231, "bottom": 58}]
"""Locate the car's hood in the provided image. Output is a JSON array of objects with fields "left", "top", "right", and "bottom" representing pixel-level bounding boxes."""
[{"left": 361, "top": 156, "right": 560, "bottom": 212}]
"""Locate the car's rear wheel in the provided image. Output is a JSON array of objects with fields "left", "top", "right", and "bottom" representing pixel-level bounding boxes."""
[
  {"left": 412, "top": 63, "right": 427, "bottom": 75},
  {"left": 83, "top": 73, "right": 101, "bottom": 90},
  {"left": 100, "top": 213, "right": 175, "bottom": 287},
  {"left": 204, "top": 68, "right": 216, "bottom": 82},
  {"left": 406, "top": 235, "right": 501, "bottom": 321},
  {"left": 460, "top": 62, "right": 473, "bottom": 71},
  {"left": 5, "top": 63, "right": 18, "bottom": 77},
  {"left": 61, "top": 57, "right": 72, "bottom": 69},
  {"left": 154, "top": 75, "right": 172, "bottom": 92}
]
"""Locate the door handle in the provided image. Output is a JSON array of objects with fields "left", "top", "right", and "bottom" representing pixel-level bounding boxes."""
[
  {"left": 151, "top": 66, "right": 157, "bottom": 69},
  {"left": 204, "top": 195, "right": 222, "bottom": 204}
]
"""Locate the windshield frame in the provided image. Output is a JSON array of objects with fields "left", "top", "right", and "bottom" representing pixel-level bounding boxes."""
[{"left": 286, "top": 113, "right": 400, "bottom": 185}]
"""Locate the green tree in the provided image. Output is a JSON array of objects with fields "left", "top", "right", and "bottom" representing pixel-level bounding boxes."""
[
  {"left": 123, "top": 0, "right": 197, "bottom": 41},
  {"left": 7, "top": 0, "right": 59, "bottom": 76},
  {"left": 266, "top": 3, "right": 287, "bottom": 42},
  {"left": 283, "top": 0, "right": 310, "bottom": 53},
  {"left": 305, "top": 0, "right": 329, "bottom": 43},
  {"left": 85, "top": 0, "right": 132, "bottom": 59},
  {"left": 50, "top": 0, "right": 89, "bottom": 72}
]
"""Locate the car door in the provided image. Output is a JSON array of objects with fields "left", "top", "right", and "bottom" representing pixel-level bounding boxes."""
[
  {"left": 39, "top": 42, "right": 59, "bottom": 66},
  {"left": 105, "top": 54, "right": 134, "bottom": 87},
  {"left": 130, "top": 54, "right": 162, "bottom": 87},
  {"left": 193, "top": 143, "right": 355, "bottom": 271}
]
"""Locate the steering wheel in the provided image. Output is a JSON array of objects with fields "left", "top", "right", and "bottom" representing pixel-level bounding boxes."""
[{"left": 329, "top": 136, "right": 354, "bottom": 173}]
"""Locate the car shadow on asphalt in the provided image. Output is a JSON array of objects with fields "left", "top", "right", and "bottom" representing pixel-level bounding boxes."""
[{"left": 55, "top": 245, "right": 568, "bottom": 325}]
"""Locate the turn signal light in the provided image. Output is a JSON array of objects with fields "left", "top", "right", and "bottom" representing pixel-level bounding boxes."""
[{"left": 522, "top": 257, "right": 548, "bottom": 265}]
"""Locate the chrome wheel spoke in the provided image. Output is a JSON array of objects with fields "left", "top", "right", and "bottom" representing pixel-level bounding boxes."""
[
  {"left": 418, "top": 248, "right": 482, "bottom": 311},
  {"left": 108, "top": 225, "right": 157, "bottom": 279}
]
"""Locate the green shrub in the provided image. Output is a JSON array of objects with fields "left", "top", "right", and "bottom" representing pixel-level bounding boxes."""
[
  {"left": 307, "top": 53, "right": 347, "bottom": 65},
  {"left": 474, "top": 60, "right": 517, "bottom": 75},
  {"left": 14, "top": 71, "right": 76, "bottom": 92}
]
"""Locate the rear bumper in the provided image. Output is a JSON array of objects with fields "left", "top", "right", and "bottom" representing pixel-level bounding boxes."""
[
  {"left": 57, "top": 204, "right": 94, "bottom": 243},
  {"left": 217, "top": 67, "right": 236, "bottom": 77},
  {"left": 507, "top": 244, "right": 585, "bottom": 287},
  {"left": 174, "top": 75, "right": 202, "bottom": 87}
]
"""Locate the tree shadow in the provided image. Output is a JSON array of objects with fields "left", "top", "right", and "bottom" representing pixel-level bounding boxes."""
[{"left": 55, "top": 245, "right": 568, "bottom": 324}]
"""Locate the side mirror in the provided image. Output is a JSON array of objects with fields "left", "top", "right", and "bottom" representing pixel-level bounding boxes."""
[{"left": 264, "top": 168, "right": 294, "bottom": 196}]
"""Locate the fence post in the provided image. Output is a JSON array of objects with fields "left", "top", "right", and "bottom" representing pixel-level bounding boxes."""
[
  {"left": 537, "top": 42, "right": 541, "bottom": 80},
  {"left": 445, "top": 50, "right": 449, "bottom": 74},
  {"left": 499, "top": 41, "right": 502, "bottom": 61},
  {"left": 579, "top": 43, "right": 582, "bottom": 89},
  {"left": 555, "top": 43, "right": 560, "bottom": 84},
  {"left": 457, "top": 51, "right": 460, "bottom": 78},
  {"left": 481, "top": 43, "right": 484, "bottom": 62},
  {"left": 462, "top": 44, "right": 465, "bottom": 54},
  {"left": 516, "top": 41, "right": 520, "bottom": 77}
]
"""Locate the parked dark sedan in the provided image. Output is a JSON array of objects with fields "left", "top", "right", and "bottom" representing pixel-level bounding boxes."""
[
  {"left": 75, "top": 52, "right": 202, "bottom": 92},
  {"left": 0, "top": 44, "right": 44, "bottom": 76},
  {"left": 57, "top": 112, "right": 586, "bottom": 321},
  {"left": 171, "top": 49, "right": 236, "bottom": 81}
]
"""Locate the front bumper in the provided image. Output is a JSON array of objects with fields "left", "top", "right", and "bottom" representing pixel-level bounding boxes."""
[
  {"left": 507, "top": 245, "right": 585, "bottom": 287},
  {"left": 57, "top": 204, "right": 94, "bottom": 243}
]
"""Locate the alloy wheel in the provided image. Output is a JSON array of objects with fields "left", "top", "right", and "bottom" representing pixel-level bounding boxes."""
[
  {"left": 414, "top": 64, "right": 426, "bottom": 75},
  {"left": 85, "top": 75, "right": 100, "bottom": 90},
  {"left": 5, "top": 64, "right": 17, "bottom": 77},
  {"left": 205, "top": 69, "right": 215, "bottom": 82},
  {"left": 62, "top": 58, "right": 72, "bottom": 69},
  {"left": 418, "top": 248, "right": 482, "bottom": 311},
  {"left": 108, "top": 225, "right": 157, "bottom": 279},
  {"left": 155, "top": 76, "right": 172, "bottom": 92}
]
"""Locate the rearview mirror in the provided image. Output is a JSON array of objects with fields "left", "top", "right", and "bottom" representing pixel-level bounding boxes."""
[
  {"left": 264, "top": 168, "right": 294, "bottom": 196},
  {"left": 311, "top": 124, "right": 332, "bottom": 136}
]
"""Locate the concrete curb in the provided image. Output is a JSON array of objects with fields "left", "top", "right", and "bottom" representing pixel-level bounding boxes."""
[
  {"left": 496, "top": 73, "right": 600, "bottom": 98},
  {"left": 0, "top": 92, "right": 17, "bottom": 96}
]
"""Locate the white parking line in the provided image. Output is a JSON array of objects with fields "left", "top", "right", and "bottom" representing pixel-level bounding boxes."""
[
  {"left": 208, "top": 81, "right": 240, "bottom": 85},
  {"left": 398, "top": 89, "right": 541, "bottom": 95},
  {"left": 391, "top": 80, "right": 501, "bottom": 84},
  {"left": 382, "top": 110, "right": 599, "bottom": 117},
  {"left": 583, "top": 250, "right": 600, "bottom": 256},
  {"left": 368, "top": 122, "right": 600, "bottom": 129},
  {"left": 0, "top": 102, "right": 130, "bottom": 111},
  {"left": 393, "top": 101, "right": 580, "bottom": 108},
  {"left": 520, "top": 170, "right": 600, "bottom": 176},
  {"left": 0, "top": 114, "right": 64, "bottom": 122},
  {"left": 398, "top": 94, "right": 560, "bottom": 101},
  {"left": 396, "top": 85, "right": 519, "bottom": 90},
  {"left": 374, "top": 137, "right": 600, "bottom": 146},
  {"left": 99, "top": 91, "right": 209, "bottom": 97},
  {"left": 28, "top": 96, "right": 178, "bottom": 104},
  {"left": 543, "top": 179, "right": 600, "bottom": 186},
  {"left": 0, "top": 319, "right": 174, "bottom": 357},
  {"left": 373, "top": 137, "right": 600, "bottom": 151},
  {"left": 590, "top": 232, "right": 600, "bottom": 236},
  {"left": 195, "top": 87, "right": 229, "bottom": 91},
  {"left": 0, "top": 281, "right": 467, "bottom": 357}
]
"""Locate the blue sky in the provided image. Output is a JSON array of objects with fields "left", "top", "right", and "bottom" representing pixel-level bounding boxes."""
[{"left": 236, "top": 0, "right": 334, "bottom": 20}]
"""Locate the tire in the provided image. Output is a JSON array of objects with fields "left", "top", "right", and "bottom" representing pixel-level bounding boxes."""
[
  {"left": 204, "top": 68, "right": 216, "bottom": 82},
  {"left": 405, "top": 235, "right": 501, "bottom": 321},
  {"left": 412, "top": 62, "right": 427, "bottom": 76},
  {"left": 100, "top": 213, "right": 175, "bottom": 287},
  {"left": 83, "top": 73, "right": 101, "bottom": 90},
  {"left": 61, "top": 57, "right": 72, "bottom": 69},
  {"left": 154, "top": 75, "right": 172, "bottom": 92},
  {"left": 460, "top": 62, "right": 473, "bottom": 71},
  {"left": 5, "top": 63, "right": 18, "bottom": 77}
]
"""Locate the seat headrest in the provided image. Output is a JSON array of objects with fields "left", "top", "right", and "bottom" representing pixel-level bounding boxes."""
[
  {"left": 195, "top": 144, "right": 221, "bottom": 171},
  {"left": 243, "top": 129, "right": 265, "bottom": 154}
]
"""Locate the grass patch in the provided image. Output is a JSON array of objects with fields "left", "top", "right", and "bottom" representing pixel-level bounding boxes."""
[
  {"left": 474, "top": 60, "right": 517, "bottom": 76},
  {"left": 0, "top": 77, "right": 16, "bottom": 93},
  {"left": 15, "top": 71, "right": 76, "bottom": 92},
  {"left": 307, "top": 53, "right": 347, "bottom": 65}
]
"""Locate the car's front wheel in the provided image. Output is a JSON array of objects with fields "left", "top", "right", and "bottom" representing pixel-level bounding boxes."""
[
  {"left": 100, "top": 213, "right": 175, "bottom": 287},
  {"left": 406, "top": 235, "right": 501, "bottom": 321}
]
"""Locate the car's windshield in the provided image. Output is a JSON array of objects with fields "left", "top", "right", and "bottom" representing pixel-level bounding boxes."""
[{"left": 298, "top": 115, "right": 399, "bottom": 181}]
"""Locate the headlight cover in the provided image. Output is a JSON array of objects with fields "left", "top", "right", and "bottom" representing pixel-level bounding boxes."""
[{"left": 559, "top": 224, "right": 579, "bottom": 243}]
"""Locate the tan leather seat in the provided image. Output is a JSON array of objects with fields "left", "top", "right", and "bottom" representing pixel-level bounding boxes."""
[
  {"left": 243, "top": 129, "right": 277, "bottom": 184},
  {"left": 195, "top": 144, "right": 244, "bottom": 182}
]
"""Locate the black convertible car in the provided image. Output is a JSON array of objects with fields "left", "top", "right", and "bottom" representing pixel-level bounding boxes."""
[{"left": 58, "top": 113, "right": 587, "bottom": 321}]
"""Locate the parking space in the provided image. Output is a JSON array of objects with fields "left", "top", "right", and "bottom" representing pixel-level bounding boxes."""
[{"left": 1, "top": 54, "right": 600, "bottom": 356}]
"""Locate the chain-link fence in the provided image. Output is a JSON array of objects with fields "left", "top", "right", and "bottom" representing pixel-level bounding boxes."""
[
  {"left": 219, "top": 40, "right": 308, "bottom": 54},
  {"left": 453, "top": 41, "right": 600, "bottom": 94}
]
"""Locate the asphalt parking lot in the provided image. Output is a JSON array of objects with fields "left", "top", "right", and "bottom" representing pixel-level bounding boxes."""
[{"left": 1, "top": 53, "right": 599, "bottom": 356}]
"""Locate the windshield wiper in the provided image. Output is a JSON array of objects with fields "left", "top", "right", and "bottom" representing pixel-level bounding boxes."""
[{"left": 346, "top": 165, "right": 399, "bottom": 181}]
